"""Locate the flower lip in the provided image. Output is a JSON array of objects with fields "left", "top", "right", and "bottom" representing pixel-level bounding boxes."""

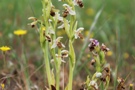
[
  {"left": 101, "top": 43, "right": 110, "bottom": 53},
  {"left": 88, "top": 38, "right": 99, "bottom": 51},
  {"left": 61, "top": 50, "right": 69, "bottom": 58},
  {"left": 28, "top": 21, "right": 37, "bottom": 28},
  {"left": 51, "top": 37, "right": 65, "bottom": 49},
  {"left": 90, "top": 39, "right": 99, "bottom": 46}
]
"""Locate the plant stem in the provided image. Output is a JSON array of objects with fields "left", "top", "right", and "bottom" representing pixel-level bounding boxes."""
[
  {"left": 3, "top": 52, "right": 6, "bottom": 69},
  {"left": 68, "top": 61, "right": 74, "bottom": 90},
  {"left": 95, "top": 55, "right": 101, "bottom": 72},
  {"left": 21, "top": 37, "right": 30, "bottom": 90},
  {"left": 56, "top": 49, "right": 61, "bottom": 90},
  {"left": 68, "top": 40, "right": 75, "bottom": 90},
  {"left": 43, "top": 41, "right": 52, "bottom": 89}
]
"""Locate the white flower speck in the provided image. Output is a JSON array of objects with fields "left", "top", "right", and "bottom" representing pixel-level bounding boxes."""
[
  {"left": 95, "top": 72, "right": 102, "bottom": 78},
  {"left": 89, "top": 80, "right": 98, "bottom": 90}
]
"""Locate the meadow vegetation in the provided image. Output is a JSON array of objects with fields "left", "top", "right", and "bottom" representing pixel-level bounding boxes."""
[{"left": 0, "top": 0, "right": 135, "bottom": 90}]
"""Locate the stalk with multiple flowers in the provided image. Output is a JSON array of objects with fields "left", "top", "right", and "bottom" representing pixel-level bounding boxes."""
[{"left": 28, "top": 0, "right": 84, "bottom": 90}]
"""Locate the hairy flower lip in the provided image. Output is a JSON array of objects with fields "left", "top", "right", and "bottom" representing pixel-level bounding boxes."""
[
  {"left": 61, "top": 50, "right": 69, "bottom": 58},
  {"left": 28, "top": 21, "right": 38, "bottom": 28},
  {"left": 89, "top": 39, "right": 99, "bottom": 46},
  {"left": 88, "top": 38, "right": 99, "bottom": 51},
  {"left": 101, "top": 43, "right": 110, "bottom": 53},
  {"left": 51, "top": 37, "right": 65, "bottom": 49}
]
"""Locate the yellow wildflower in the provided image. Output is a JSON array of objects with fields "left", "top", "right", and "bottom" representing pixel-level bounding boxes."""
[
  {"left": 130, "top": 84, "right": 133, "bottom": 87},
  {"left": 14, "top": 29, "right": 27, "bottom": 36},
  {"left": 87, "top": 54, "right": 91, "bottom": 58},
  {"left": 123, "top": 52, "right": 129, "bottom": 59},
  {"left": 85, "top": 8, "right": 94, "bottom": 16},
  {"left": 84, "top": 31, "right": 94, "bottom": 38},
  {"left": 0, "top": 46, "right": 11, "bottom": 52},
  {"left": 107, "top": 51, "right": 113, "bottom": 56},
  {"left": 1, "top": 83, "right": 5, "bottom": 89}
]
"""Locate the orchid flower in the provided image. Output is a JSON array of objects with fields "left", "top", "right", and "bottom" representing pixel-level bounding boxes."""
[
  {"left": 89, "top": 80, "right": 98, "bottom": 90},
  {"left": 51, "top": 37, "right": 65, "bottom": 49},
  {"left": 88, "top": 39, "right": 99, "bottom": 51},
  {"left": 74, "top": 27, "right": 84, "bottom": 39},
  {"left": 63, "top": 4, "right": 76, "bottom": 15}
]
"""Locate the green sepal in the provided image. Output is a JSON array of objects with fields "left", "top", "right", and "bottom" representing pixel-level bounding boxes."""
[
  {"left": 63, "top": 18, "right": 70, "bottom": 38},
  {"left": 99, "top": 51, "right": 106, "bottom": 65}
]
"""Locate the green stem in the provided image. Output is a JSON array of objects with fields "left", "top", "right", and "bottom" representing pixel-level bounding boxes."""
[
  {"left": 16, "top": 36, "right": 30, "bottom": 90},
  {"left": 68, "top": 61, "right": 74, "bottom": 90},
  {"left": 56, "top": 67, "right": 60, "bottom": 90},
  {"left": 105, "top": 76, "right": 110, "bottom": 90},
  {"left": 129, "top": 84, "right": 133, "bottom": 90},
  {"left": 3, "top": 52, "right": 6, "bottom": 69},
  {"left": 68, "top": 40, "right": 75, "bottom": 90},
  {"left": 43, "top": 41, "right": 52, "bottom": 89},
  {"left": 21, "top": 37, "right": 30, "bottom": 90},
  {"left": 56, "top": 49, "right": 61, "bottom": 90}
]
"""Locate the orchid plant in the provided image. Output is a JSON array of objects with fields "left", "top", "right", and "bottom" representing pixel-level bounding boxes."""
[
  {"left": 28, "top": 0, "right": 131, "bottom": 90},
  {"left": 28, "top": 0, "right": 84, "bottom": 90}
]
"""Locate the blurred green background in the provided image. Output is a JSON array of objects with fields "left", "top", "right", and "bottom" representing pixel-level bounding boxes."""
[{"left": 0, "top": 0, "right": 135, "bottom": 88}]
